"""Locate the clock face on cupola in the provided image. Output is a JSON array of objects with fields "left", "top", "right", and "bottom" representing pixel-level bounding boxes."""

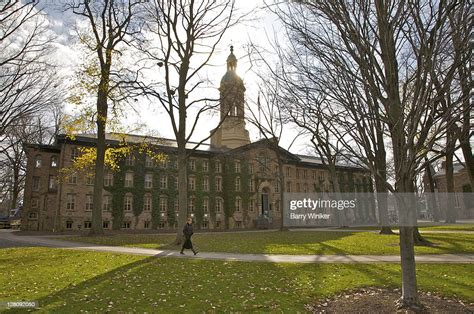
[{"left": 211, "top": 46, "right": 250, "bottom": 149}]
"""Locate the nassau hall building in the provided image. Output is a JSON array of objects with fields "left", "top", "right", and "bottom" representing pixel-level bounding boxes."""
[{"left": 22, "top": 48, "right": 374, "bottom": 232}]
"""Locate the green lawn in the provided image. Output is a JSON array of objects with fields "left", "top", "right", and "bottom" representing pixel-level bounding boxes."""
[
  {"left": 60, "top": 231, "right": 474, "bottom": 255},
  {"left": 344, "top": 224, "right": 474, "bottom": 232},
  {"left": 0, "top": 247, "right": 472, "bottom": 312}
]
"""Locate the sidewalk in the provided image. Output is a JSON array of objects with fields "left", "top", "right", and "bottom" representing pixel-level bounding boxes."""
[{"left": 1, "top": 230, "right": 473, "bottom": 264}]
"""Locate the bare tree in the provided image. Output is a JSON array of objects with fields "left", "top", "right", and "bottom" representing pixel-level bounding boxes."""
[
  {"left": 0, "top": 1, "right": 61, "bottom": 141},
  {"left": 270, "top": 0, "right": 467, "bottom": 309},
  {"left": 245, "top": 76, "right": 301, "bottom": 231},
  {"left": 68, "top": 0, "right": 144, "bottom": 235},
  {"left": 135, "top": 0, "right": 241, "bottom": 244},
  {"left": 0, "top": 114, "right": 57, "bottom": 210}
]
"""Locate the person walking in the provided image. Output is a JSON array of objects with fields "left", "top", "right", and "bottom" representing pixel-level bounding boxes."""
[{"left": 180, "top": 217, "right": 198, "bottom": 255}]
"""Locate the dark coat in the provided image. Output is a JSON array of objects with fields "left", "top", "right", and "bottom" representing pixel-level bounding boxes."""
[{"left": 182, "top": 223, "right": 194, "bottom": 249}]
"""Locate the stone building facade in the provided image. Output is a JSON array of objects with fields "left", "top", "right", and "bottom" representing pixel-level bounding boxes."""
[
  {"left": 423, "top": 162, "right": 473, "bottom": 220},
  {"left": 22, "top": 48, "right": 374, "bottom": 231}
]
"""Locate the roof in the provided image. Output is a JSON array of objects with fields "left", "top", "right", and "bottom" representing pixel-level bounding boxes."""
[
  {"left": 56, "top": 133, "right": 225, "bottom": 154},
  {"left": 220, "top": 70, "right": 244, "bottom": 85},
  {"left": 45, "top": 133, "right": 366, "bottom": 171}
]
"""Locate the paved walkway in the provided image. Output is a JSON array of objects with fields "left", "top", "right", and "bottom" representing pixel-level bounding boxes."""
[{"left": 1, "top": 230, "right": 473, "bottom": 264}]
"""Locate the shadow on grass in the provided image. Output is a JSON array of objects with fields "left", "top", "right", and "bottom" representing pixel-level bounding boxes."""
[{"left": 4, "top": 256, "right": 158, "bottom": 313}]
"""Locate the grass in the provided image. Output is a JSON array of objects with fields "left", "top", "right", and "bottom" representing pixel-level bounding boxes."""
[
  {"left": 344, "top": 224, "right": 474, "bottom": 232},
  {"left": 0, "top": 247, "right": 472, "bottom": 312},
  {"left": 59, "top": 231, "right": 474, "bottom": 255}
]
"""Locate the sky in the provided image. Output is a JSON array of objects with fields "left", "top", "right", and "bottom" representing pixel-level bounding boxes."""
[{"left": 33, "top": 0, "right": 312, "bottom": 155}]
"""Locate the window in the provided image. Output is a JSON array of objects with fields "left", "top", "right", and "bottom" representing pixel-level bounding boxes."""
[
  {"left": 28, "top": 212, "right": 38, "bottom": 219},
  {"left": 66, "top": 221, "right": 73, "bottom": 229},
  {"left": 303, "top": 183, "right": 308, "bottom": 193},
  {"left": 312, "top": 170, "right": 317, "bottom": 180},
  {"left": 188, "top": 197, "right": 195, "bottom": 212},
  {"left": 160, "top": 175, "right": 168, "bottom": 189},
  {"left": 215, "top": 161, "right": 222, "bottom": 173},
  {"left": 286, "top": 181, "right": 292, "bottom": 192},
  {"left": 189, "top": 176, "right": 196, "bottom": 191},
  {"left": 160, "top": 197, "right": 167, "bottom": 212},
  {"left": 303, "top": 169, "right": 308, "bottom": 179},
  {"left": 31, "top": 198, "right": 39, "bottom": 209},
  {"left": 216, "top": 198, "right": 223, "bottom": 212},
  {"left": 235, "top": 198, "right": 241, "bottom": 212},
  {"left": 125, "top": 154, "right": 134, "bottom": 166},
  {"left": 249, "top": 163, "right": 254, "bottom": 174},
  {"left": 257, "top": 153, "right": 267, "bottom": 172},
  {"left": 174, "top": 200, "right": 179, "bottom": 212},
  {"left": 296, "top": 183, "right": 300, "bottom": 192},
  {"left": 48, "top": 176, "right": 58, "bottom": 190},
  {"left": 202, "top": 160, "right": 209, "bottom": 172},
  {"left": 296, "top": 169, "right": 300, "bottom": 179},
  {"left": 103, "top": 221, "right": 110, "bottom": 229},
  {"left": 71, "top": 147, "right": 79, "bottom": 160},
  {"left": 143, "top": 194, "right": 152, "bottom": 211},
  {"left": 84, "top": 221, "right": 92, "bottom": 229},
  {"left": 50, "top": 156, "right": 58, "bottom": 167},
  {"left": 235, "top": 160, "right": 241, "bottom": 173},
  {"left": 215, "top": 176, "right": 222, "bottom": 192},
  {"left": 145, "top": 155, "right": 154, "bottom": 168},
  {"left": 249, "top": 199, "right": 255, "bottom": 212},
  {"left": 286, "top": 167, "right": 291, "bottom": 177},
  {"left": 145, "top": 173, "right": 153, "bottom": 189},
  {"left": 159, "top": 222, "right": 166, "bottom": 229},
  {"left": 249, "top": 178, "right": 254, "bottom": 192},
  {"left": 275, "top": 200, "right": 280, "bottom": 211},
  {"left": 174, "top": 176, "right": 178, "bottom": 190},
  {"left": 144, "top": 221, "right": 151, "bottom": 229},
  {"left": 122, "top": 221, "right": 131, "bottom": 229},
  {"left": 66, "top": 194, "right": 75, "bottom": 210},
  {"left": 32, "top": 176, "right": 40, "bottom": 191},
  {"left": 203, "top": 176, "right": 209, "bottom": 192},
  {"left": 104, "top": 171, "right": 113, "bottom": 187},
  {"left": 86, "top": 175, "right": 95, "bottom": 186},
  {"left": 319, "top": 172, "right": 325, "bottom": 181},
  {"left": 203, "top": 198, "right": 209, "bottom": 212},
  {"left": 85, "top": 194, "right": 93, "bottom": 211},
  {"left": 124, "top": 195, "right": 133, "bottom": 211},
  {"left": 160, "top": 157, "right": 168, "bottom": 168},
  {"left": 275, "top": 181, "right": 280, "bottom": 193},
  {"left": 125, "top": 172, "right": 134, "bottom": 187},
  {"left": 235, "top": 221, "right": 242, "bottom": 228},
  {"left": 235, "top": 177, "right": 241, "bottom": 192},
  {"left": 103, "top": 195, "right": 112, "bottom": 211},
  {"left": 67, "top": 173, "right": 77, "bottom": 184},
  {"left": 189, "top": 159, "right": 196, "bottom": 171},
  {"left": 201, "top": 221, "right": 208, "bottom": 229}
]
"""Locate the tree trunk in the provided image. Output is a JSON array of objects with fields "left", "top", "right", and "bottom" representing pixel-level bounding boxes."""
[
  {"left": 445, "top": 144, "right": 456, "bottom": 223},
  {"left": 396, "top": 177, "right": 421, "bottom": 309},
  {"left": 175, "top": 146, "right": 188, "bottom": 245},
  {"left": 375, "top": 172, "right": 394, "bottom": 235},
  {"left": 89, "top": 64, "right": 111, "bottom": 235},
  {"left": 424, "top": 158, "right": 440, "bottom": 222},
  {"left": 460, "top": 140, "right": 474, "bottom": 189},
  {"left": 277, "top": 154, "right": 286, "bottom": 231},
  {"left": 90, "top": 97, "right": 107, "bottom": 235}
]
